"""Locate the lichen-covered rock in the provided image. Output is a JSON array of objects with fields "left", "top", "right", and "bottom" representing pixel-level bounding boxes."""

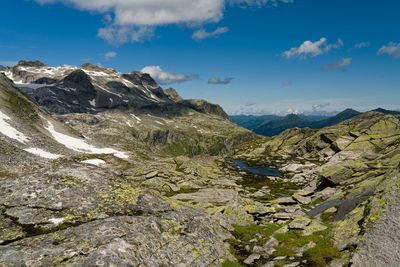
[
  {"left": 0, "top": 164, "right": 233, "bottom": 265},
  {"left": 351, "top": 168, "right": 400, "bottom": 266},
  {"left": 288, "top": 217, "right": 311, "bottom": 230}
]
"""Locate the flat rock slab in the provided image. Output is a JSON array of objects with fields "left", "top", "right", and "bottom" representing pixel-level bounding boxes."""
[
  {"left": 271, "top": 197, "right": 297, "bottom": 205},
  {"left": 288, "top": 217, "right": 312, "bottom": 230},
  {"left": 171, "top": 188, "right": 239, "bottom": 204}
]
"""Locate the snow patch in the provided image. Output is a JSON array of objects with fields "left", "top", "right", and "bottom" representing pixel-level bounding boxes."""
[
  {"left": 49, "top": 218, "right": 65, "bottom": 225},
  {"left": 89, "top": 99, "right": 96, "bottom": 107},
  {"left": 24, "top": 148, "right": 62, "bottom": 159},
  {"left": 131, "top": 114, "right": 142, "bottom": 122},
  {"left": 0, "top": 111, "right": 29, "bottom": 143},
  {"left": 45, "top": 120, "right": 129, "bottom": 159},
  {"left": 81, "top": 159, "right": 106, "bottom": 166}
]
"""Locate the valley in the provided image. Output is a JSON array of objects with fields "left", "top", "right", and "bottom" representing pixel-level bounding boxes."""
[{"left": 0, "top": 62, "right": 399, "bottom": 266}]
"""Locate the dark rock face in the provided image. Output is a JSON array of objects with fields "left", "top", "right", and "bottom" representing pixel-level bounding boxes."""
[
  {"left": 33, "top": 77, "right": 58, "bottom": 84},
  {"left": 4, "top": 61, "right": 231, "bottom": 119},
  {"left": 34, "top": 70, "right": 98, "bottom": 114},
  {"left": 16, "top": 60, "right": 47, "bottom": 68},
  {"left": 164, "top": 88, "right": 183, "bottom": 102}
]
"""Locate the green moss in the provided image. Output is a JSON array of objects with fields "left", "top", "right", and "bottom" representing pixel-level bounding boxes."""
[
  {"left": 222, "top": 259, "right": 244, "bottom": 267},
  {"left": 274, "top": 224, "right": 341, "bottom": 266},
  {"left": 227, "top": 224, "right": 280, "bottom": 262},
  {"left": 321, "top": 212, "right": 335, "bottom": 222},
  {"left": 0, "top": 84, "right": 39, "bottom": 124},
  {"left": 271, "top": 246, "right": 296, "bottom": 257}
]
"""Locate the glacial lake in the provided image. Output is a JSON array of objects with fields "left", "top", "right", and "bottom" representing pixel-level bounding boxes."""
[{"left": 226, "top": 158, "right": 281, "bottom": 177}]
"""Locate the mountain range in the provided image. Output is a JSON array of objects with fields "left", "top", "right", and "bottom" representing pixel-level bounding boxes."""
[
  {"left": 231, "top": 108, "right": 400, "bottom": 136},
  {"left": 1, "top": 60, "right": 400, "bottom": 266}
]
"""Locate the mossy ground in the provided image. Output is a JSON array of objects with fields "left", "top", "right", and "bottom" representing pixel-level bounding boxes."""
[{"left": 226, "top": 224, "right": 281, "bottom": 263}]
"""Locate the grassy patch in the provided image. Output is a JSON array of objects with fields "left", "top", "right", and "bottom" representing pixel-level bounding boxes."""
[
  {"left": 271, "top": 246, "right": 296, "bottom": 257},
  {"left": 227, "top": 224, "right": 281, "bottom": 263},
  {"left": 222, "top": 259, "right": 244, "bottom": 267},
  {"left": 274, "top": 225, "right": 341, "bottom": 266}
]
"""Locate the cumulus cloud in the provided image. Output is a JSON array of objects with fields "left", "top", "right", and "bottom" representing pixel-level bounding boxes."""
[
  {"left": 104, "top": 51, "right": 117, "bottom": 60},
  {"left": 208, "top": 77, "right": 234, "bottom": 85},
  {"left": 378, "top": 42, "right": 400, "bottom": 59},
  {"left": 287, "top": 108, "right": 300, "bottom": 115},
  {"left": 283, "top": 38, "right": 343, "bottom": 59},
  {"left": 192, "top": 27, "right": 229, "bottom": 40},
  {"left": 141, "top": 66, "right": 197, "bottom": 85},
  {"left": 321, "top": 58, "right": 352, "bottom": 71},
  {"left": 34, "top": 0, "right": 294, "bottom": 45}
]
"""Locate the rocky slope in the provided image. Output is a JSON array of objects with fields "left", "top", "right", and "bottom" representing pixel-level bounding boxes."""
[
  {"left": 1, "top": 61, "right": 399, "bottom": 266},
  {"left": 230, "top": 111, "right": 400, "bottom": 266},
  {"left": 0, "top": 68, "right": 255, "bottom": 266}
]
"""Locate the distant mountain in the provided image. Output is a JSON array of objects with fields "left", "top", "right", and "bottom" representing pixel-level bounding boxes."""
[
  {"left": 310, "top": 108, "right": 361, "bottom": 128},
  {"left": 252, "top": 114, "right": 308, "bottom": 136},
  {"left": 251, "top": 109, "right": 361, "bottom": 137},
  {"left": 229, "top": 114, "right": 282, "bottom": 129},
  {"left": 298, "top": 114, "right": 330, "bottom": 122},
  {"left": 372, "top": 108, "right": 400, "bottom": 115}
]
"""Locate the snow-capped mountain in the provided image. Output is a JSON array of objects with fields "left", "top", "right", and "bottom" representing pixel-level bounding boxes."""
[{"left": 2, "top": 60, "right": 173, "bottom": 114}]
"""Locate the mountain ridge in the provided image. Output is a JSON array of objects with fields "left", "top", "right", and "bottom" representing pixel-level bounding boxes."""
[{"left": 1, "top": 60, "right": 229, "bottom": 119}]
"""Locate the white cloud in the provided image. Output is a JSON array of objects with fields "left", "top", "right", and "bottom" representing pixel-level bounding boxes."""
[
  {"left": 34, "top": 0, "right": 293, "bottom": 45},
  {"left": 312, "top": 103, "right": 330, "bottom": 111},
  {"left": 378, "top": 42, "right": 400, "bottom": 59},
  {"left": 283, "top": 38, "right": 343, "bottom": 59},
  {"left": 141, "top": 66, "right": 197, "bottom": 85},
  {"left": 193, "top": 27, "right": 229, "bottom": 41},
  {"left": 348, "top": 42, "right": 370, "bottom": 51},
  {"left": 321, "top": 57, "right": 352, "bottom": 71},
  {"left": 208, "top": 77, "right": 234, "bottom": 84},
  {"left": 104, "top": 51, "right": 117, "bottom": 60}
]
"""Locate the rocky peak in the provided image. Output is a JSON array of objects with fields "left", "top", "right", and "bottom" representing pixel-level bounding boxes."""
[
  {"left": 62, "top": 69, "right": 92, "bottom": 86},
  {"left": 164, "top": 88, "right": 183, "bottom": 102},
  {"left": 81, "top": 63, "right": 116, "bottom": 74},
  {"left": 16, "top": 60, "right": 47, "bottom": 68},
  {"left": 127, "top": 71, "right": 158, "bottom": 87}
]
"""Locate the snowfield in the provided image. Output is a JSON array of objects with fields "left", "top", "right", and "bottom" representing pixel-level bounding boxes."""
[
  {"left": 24, "top": 148, "right": 62, "bottom": 159},
  {"left": 0, "top": 111, "right": 29, "bottom": 143},
  {"left": 45, "top": 120, "right": 129, "bottom": 159},
  {"left": 81, "top": 159, "right": 106, "bottom": 166}
]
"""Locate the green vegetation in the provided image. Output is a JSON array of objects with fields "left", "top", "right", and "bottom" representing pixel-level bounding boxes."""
[
  {"left": 227, "top": 224, "right": 280, "bottom": 263},
  {"left": 222, "top": 259, "right": 244, "bottom": 267},
  {"left": 274, "top": 226, "right": 341, "bottom": 266}
]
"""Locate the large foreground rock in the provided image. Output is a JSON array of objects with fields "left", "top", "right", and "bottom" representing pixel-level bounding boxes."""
[{"left": 0, "top": 163, "right": 232, "bottom": 266}]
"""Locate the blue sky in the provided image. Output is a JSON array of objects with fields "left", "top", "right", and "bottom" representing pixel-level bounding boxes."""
[{"left": 1, "top": 0, "right": 399, "bottom": 115}]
